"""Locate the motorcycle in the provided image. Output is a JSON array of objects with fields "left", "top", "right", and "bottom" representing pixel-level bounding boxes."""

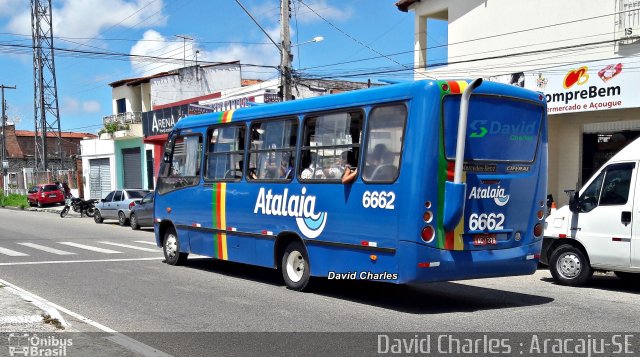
[{"left": 60, "top": 197, "right": 98, "bottom": 218}]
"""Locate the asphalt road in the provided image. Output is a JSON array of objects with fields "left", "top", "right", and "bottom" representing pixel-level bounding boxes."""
[{"left": 1, "top": 208, "right": 639, "bottom": 355}]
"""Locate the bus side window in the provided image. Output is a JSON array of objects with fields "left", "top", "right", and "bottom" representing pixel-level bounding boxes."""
[
  {"left": 300, "top": 111, "right": 363, "bottom": 181},
  {"left": 248, "top": 119, "right": 297, "bottom": 181},
  {"left": 363, "top": 104, "right": 407, "bottom": 183},
  {"left": 205, "top": 125, "right": 245, "bottom": 181},
  {"left": 157, "top": 134, "right": 203, "bottom": 194}
]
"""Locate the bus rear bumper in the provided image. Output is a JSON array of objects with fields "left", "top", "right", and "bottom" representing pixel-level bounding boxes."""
[{"left": 400, "top": 240, "right": 542, "bottom": 284}]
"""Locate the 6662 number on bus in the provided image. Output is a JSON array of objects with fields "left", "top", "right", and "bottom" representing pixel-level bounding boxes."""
[
  {"left": 468, "top": 213, "right": 505, "bottom": 231},
  {"left": 362, "top": 191, "right": 396, "bottom": 210}
]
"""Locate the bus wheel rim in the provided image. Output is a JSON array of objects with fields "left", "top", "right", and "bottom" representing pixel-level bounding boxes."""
[
  {"left": 286, "top": 250, "right": 305, "bottom": 283},
  {"left": 557, "top": 252, "right": 581, "bottom": 279},
  {"left": 166, "top": 234, "right": 178, "bottom": 259}
]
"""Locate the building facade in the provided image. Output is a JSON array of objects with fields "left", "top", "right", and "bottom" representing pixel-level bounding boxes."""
[
  {"left": 397, "top": 0, "right": 640, "bottom": 205},
  {"left": 1, "top": 123, "right": 94, "bottom": 195}
]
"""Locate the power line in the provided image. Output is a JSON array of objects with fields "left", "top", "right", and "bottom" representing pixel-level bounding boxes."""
[
  {"left": 297, "top": 0, "right": 431, "bottom": 79},
  {"left": 0, "top": 42, "right": 277, "bottom": 69}
]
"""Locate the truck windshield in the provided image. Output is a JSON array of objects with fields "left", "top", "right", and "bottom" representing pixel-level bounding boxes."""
[{"left": 443, "top": 95, "right": 544, "bottom": 163}]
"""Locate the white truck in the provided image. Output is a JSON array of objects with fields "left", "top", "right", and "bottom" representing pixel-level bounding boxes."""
[{"left": 542, "top": 138, "right": 640, "bottom": 286}]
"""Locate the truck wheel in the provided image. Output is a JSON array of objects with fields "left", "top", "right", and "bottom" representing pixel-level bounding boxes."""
[
  {"left": 281, "top": 241, "right": 311, "bottom": 291},
  {"left": 614, "top": 271, "right": 640, "bottom": 282},
  {"left": 163, "top": 227, "right": 188, "bottom": 266},
  {"left": 549, "top": 244, "right": 593, "bottom": 286}
]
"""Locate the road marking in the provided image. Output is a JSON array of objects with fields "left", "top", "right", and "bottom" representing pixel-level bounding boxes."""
[
  {"left": 134, "top": 240, "right": 157, "bottom": 245},
  {"left": 0, "top": 278, "right": 171, "bottom": 357},
  {"left": 58, "top": 242, "right": 122, "bottom": 254},
  {"left": 100, "top": 241, "right": 159, "bottom": 252},
  {"left": 18, "top": 242, "right": 76, "bottom": 255},
  {"left": 0, "top": 257, "right": 162, "bottom": 266},
  {"left": 0, "top": 246, "right": 29, "bottom": 257}
]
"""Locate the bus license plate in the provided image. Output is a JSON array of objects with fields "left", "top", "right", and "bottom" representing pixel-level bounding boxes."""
[{"left": 473, "top": 234, "right": 497, "bottom": 246}]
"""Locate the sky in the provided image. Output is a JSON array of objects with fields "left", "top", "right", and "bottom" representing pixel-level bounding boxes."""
[{"left": 0, "top": 0, "right": 447, "bottom": 134}]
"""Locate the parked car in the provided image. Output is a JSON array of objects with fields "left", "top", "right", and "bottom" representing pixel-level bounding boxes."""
[
  {"left": 129, "top": 192, "right": 155, "bottom": 230},
  {"left": 94, "top": 189, "right": 150, "bottom": 226},
  {"left": 27, "top": 184, "right": 65, "bottom": 207}
]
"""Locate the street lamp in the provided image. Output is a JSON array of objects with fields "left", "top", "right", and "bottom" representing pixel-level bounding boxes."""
[{"left": 292, "top": 36, "right": 324, "bottom": 47}]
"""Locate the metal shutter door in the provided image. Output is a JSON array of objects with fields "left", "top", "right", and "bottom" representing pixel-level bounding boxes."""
[
  {"left": 89, "top": 158, "right": 111, "bottom": 199},
  {"left": 122, "top": 147, "right": 142, "bottom": 189}
]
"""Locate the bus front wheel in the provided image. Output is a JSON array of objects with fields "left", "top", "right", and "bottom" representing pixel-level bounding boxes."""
[
  {"left": 281, "top": 241, "right": 310, "bottom": 291},
  {"left": 164, "top": 227, "right": 188, "bottom": 266}
]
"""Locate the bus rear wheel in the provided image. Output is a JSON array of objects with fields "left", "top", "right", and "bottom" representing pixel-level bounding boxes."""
[
  {"left": 163, "top": 227, "right": 188, "bottom": 266},
  {"left": 281, "top": 241, "right": 310, "bottom": 291}
]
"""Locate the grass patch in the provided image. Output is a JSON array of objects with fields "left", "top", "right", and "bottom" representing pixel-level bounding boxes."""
[
  {"left": 42, "top": 314, "right": 65, "bottom": 330},
  {"left": 0, "top": 192, "right": 28, "bottom": 207}
]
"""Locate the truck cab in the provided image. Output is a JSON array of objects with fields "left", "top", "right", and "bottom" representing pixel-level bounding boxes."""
[{"left": 542, "top": 138, "right": 640, "bottom": 286}]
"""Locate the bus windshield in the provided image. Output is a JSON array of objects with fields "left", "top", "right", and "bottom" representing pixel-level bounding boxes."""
[{"left": 443, "top": 95, "right": 544, "bottom": 162}]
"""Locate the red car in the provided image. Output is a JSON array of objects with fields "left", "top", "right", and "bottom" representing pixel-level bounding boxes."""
[{"left": 27, "top": 184, "right": 65, "bottom": 207}]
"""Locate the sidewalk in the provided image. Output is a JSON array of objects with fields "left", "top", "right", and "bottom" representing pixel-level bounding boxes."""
[{"left": 0, "top": 281, "right": 67, "bottom": 333}]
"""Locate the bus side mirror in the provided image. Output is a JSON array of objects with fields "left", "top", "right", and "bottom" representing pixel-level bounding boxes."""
[{"left": 569, "top": 192, "right": 580, "bottom": 213}]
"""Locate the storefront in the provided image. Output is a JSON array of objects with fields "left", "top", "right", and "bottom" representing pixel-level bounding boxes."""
[{"left": 494, "top": 57, "right": 640, "bottom": 205}]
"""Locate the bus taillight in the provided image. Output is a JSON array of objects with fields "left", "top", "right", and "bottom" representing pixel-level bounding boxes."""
[
  {"left": 421, "top": 226, "right": 435, "bottom": 243},
  {"left": 423, "top": 211, "right": 432, "bottom": 223},
  {"left": 534, "top": 223, "right": 543, "bottom": 237}
]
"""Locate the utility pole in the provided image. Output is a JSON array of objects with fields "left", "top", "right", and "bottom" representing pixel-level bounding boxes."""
[
  {"left": 279, "top": 0, "right": 292, "bottom": 101},
  {"left": 1, "top": 85, "right": 17, "bottom": 188},
  {"left": 175, "top": 35, "right": 193, "bottom": 68}
]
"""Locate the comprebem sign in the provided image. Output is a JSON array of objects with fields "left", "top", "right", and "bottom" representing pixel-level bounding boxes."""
[{"left": 494, "top": 57, "right": 640, "bottom": 115}]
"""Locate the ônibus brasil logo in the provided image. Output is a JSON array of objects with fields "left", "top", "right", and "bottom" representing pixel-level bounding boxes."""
[
  {"left": 253, "top": 187, "right": 327, "bottom": 239},
  {"left": 468, "top": 185, "right": 510, "bottom": 207}
]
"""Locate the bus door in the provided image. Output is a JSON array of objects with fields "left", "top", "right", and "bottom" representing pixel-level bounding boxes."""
[
  {"left": 156, "top": 133, "right": 204, "bottom": 252},
  {"left": 442, "top": 93, "right": 546, "bottom": 251}
]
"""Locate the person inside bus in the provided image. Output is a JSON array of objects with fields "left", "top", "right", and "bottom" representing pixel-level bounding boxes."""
[
  {"left": 278, "top": 153, "right": 294, "bottom": 179},
  {"left": 366, "top": 144, "right": 395, "bottom": 181},
  {"left": 329, "top": 151, "right": 357, "bottom": 184},
  {"left": 301, "top": 152, "right": 325, "bottom": 179}
]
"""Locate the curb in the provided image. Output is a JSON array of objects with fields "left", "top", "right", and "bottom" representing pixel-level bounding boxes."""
[{"left": 0, "top": 278, "right": 69, "bottom": 330}]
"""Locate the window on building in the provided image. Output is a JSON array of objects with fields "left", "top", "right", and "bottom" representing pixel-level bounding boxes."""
[
  {"left": 299, "top": 111, "right": 362, "bottom": 181},
  {"left": 116, "top": 98, "right": 126, "bottom": 114},
  {"left": 249, "top": 119, "right": 298, "bottom": 181},
  {"left": 363, "top": 105, "right": 407, "bottom": 183},
  {"left": 206, "top": 125, "right": 245, "bottom": 181}
]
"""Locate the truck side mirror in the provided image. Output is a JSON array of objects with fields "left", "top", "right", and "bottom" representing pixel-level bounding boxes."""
[{"left": 569, "top": 192, "right": 580, "bottom": 213}]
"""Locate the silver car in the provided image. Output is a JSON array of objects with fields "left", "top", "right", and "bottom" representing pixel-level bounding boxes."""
[{"left": 94, "top": 189, "right": 150, "bottom": 226}]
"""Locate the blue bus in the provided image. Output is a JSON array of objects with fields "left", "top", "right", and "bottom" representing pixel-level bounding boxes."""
[{"left": 154, "top": 79, "right": 548, "bottom": 291}]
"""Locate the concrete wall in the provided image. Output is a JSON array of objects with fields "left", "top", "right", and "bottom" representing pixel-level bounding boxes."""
[
  {"left": 150, "top": 64, "right": 242, "bottom": 107},
  {"left": 111, "top": 85, "right": 142, "bottom": 113},
  {"left": 410, "top": 0, "right": 640, "bottom": 78}
]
